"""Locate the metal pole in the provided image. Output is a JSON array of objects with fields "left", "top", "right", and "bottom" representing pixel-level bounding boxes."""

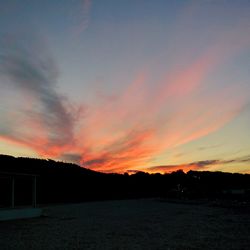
[
  {"left": 32, "top": 176, "right": 37, "bottom": 208},
  {"left": 11, "top": 177, "right": 15, "bottom": 208}
]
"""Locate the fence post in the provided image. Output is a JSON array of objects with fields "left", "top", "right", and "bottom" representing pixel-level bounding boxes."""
[
  {"left": 32, "top": 176, "right": 37, "bottom": 208},
  {"left": 11, "top": 177, "right": 15, "bottom": 208}
]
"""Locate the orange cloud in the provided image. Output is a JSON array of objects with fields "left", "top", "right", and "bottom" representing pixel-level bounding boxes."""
[
  {"left": 145, "top": 164, "right": 201, "bottom": 174},
  {"left": 1, "top": 24, "right": 249, "bottom": 173},
  {"left": 144, "top": 155, "right": 250, "bottom": 174}
]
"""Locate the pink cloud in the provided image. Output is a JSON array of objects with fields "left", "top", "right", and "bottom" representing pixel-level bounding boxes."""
[{"left": 1, "top": 20, "right": 250, "bottom": 173}]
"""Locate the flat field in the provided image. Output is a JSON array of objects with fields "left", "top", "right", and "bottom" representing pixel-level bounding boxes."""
[{"left": 0, "top": 199, "right": 249, "bottom": 250}]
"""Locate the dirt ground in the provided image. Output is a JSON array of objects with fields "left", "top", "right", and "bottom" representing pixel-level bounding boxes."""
[{"left": 0, "top": 199, "right": 249, "bottom": 250}]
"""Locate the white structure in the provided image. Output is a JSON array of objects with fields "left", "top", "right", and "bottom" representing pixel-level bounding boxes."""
[{"left": 0, "top": 171, "right": 42, "bottom": 221}]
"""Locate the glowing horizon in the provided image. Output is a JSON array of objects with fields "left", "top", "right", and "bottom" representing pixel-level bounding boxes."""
[{"left": 0, "top": 1, "right": 250, "bottom": 174}]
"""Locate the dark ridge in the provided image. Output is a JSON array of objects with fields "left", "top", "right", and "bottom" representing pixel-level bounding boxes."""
[{"left": 0, "top": 154, "right": 250, "bottom": 207}]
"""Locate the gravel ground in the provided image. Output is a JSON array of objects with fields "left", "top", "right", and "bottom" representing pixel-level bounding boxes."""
[{"left": 0, "top": 199, "right": 249, "bottom": 250}]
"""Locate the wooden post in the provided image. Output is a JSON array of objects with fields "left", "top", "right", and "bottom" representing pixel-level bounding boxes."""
[
  {"left": 11, "top": 177, "right": 15, "bottom": 208},
  {"left": 32, "top": 176, "right": 37, "bottom": 208}
]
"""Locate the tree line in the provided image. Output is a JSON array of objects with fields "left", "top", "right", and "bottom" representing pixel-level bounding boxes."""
[{"left": 0, "top": 154, "right": 250, "bottom": 207}]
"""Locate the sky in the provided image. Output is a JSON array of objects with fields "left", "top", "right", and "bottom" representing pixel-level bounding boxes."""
[{"left": 0, "top": 0, "right": 250, "bottom": 174}]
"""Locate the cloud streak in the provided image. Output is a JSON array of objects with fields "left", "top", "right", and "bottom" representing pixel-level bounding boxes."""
[
  {"left": 0, "top": 31, "right": 248, "bottom": 173},
  {"left": 71, "top": 0, "right": 92, "bottom": 35},
  {"left": 145, "top": 155, "right": 250, "bottom": 174},
  {"left": 0, "top": 7, "right": 250, "bottom": 174},
  {"left": 72, "top": 38, "right": 249, "bottom": 172},
  {"left": 0, "top": 35, "right": 77, "bottom": 156}
]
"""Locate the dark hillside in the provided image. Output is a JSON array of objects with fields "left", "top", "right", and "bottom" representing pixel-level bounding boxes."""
[{"left": 1, "top": 155, "right": 250, "bottom": 206}]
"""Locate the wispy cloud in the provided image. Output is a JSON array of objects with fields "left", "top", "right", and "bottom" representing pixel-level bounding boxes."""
[
  {"left": 0, "top": 31, "right": 248, "bottom": 172},
  {"left": 0, "top": 34, "right": 78, "bottom": 156},
  {"left": 71, "top": 0, "right": 92, "bottom": 36},
  {"left": 198, "top": 144, "right": 222, "bottom": 151},
  {"left": 72, "top": 40, "right": 248, "bottom": 172},
  {"left": 145, "top": 160, "right": 219, "bottom": 173},
  {"left": 0, "top": 8, "right": 250, "bottom": 174},
  {"left": 145, "top": 155, "right": 250, "bottom": 174}
]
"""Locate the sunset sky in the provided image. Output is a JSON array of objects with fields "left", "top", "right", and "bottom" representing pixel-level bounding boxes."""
[{"left": 0, "top": 0, "right": 250, "bottom": 174}]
